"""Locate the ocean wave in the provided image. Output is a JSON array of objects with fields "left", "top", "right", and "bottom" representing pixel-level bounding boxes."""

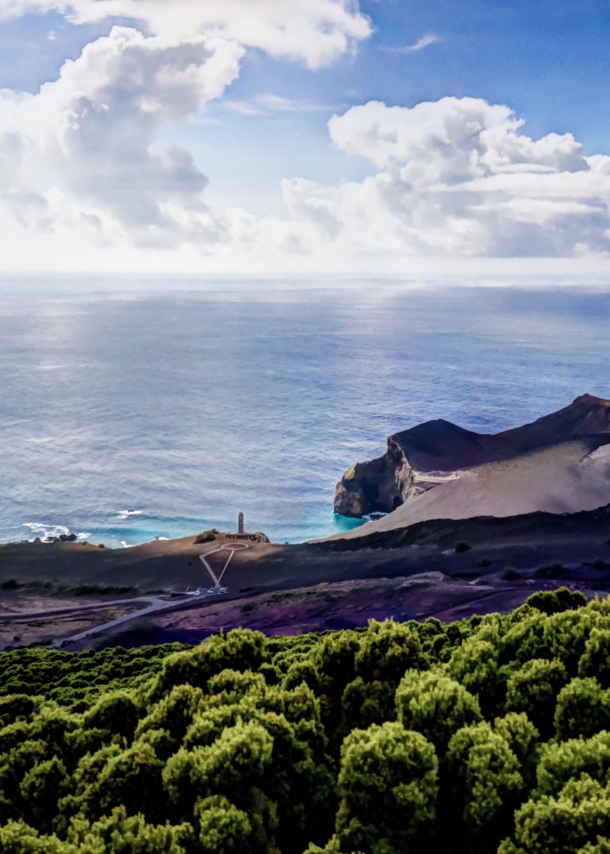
[
  {"left": 22, "top": 523, "right": 90, "bottom": 542},
  {"left": 116, "top": 510, "right": 144, "bottom": 519},
  {"left": 22, "top": 522, "right": 69, "bottom": 539}
]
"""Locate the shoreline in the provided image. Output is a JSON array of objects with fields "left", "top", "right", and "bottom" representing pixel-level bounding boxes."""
[{"left": 0, "top": 503, "right": 609, "bottom": 649}]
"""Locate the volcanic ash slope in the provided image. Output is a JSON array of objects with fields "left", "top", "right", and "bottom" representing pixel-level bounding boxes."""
[{"left": 332, "top": 394, "right": 610, "bottom": 540}]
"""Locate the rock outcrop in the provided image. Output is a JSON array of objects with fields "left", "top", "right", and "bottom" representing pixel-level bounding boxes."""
[{"left": 334, "top": 394, "right": 610, "bottom": 517}]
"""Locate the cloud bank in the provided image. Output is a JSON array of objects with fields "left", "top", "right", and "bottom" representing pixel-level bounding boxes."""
[
  {"left": 283, "top": 98, "right": 610, "bottom": 257},
  {"left": 0, "top": 0, "right": 372, "bottom": 68},
  {"left": 0, "top": 0, "right": 609, "bottom": 269}
]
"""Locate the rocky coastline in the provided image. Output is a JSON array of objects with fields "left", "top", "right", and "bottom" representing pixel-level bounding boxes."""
[{"left": 334, "top": 393, "right": 610, "bottom": 518}]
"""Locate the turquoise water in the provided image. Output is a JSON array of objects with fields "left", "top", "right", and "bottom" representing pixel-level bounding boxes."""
[{"left": 1, "top": 282, "right": 609, "bottom": 547}]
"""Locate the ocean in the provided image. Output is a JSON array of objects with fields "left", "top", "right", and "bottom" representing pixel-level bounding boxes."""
[{"left": 0, "top": 281, "right": 609, "bottom": 547}]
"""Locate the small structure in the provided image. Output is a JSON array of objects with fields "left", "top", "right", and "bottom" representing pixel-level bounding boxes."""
[
  {"left": 226, "top": 532, "right": 269, "bottom": 542},
  {"left": 226, "top": 511, "right": 270, "bottom": 543},
  {"left": 224, "top": 510, "right": 269, "bottom": 542}
]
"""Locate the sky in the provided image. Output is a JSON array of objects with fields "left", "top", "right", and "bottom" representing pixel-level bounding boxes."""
[{"left": 1, "top": 0, "right": 610, "bottom": 275}]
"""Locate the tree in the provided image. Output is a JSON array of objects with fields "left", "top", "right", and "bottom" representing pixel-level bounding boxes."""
[
  {"left": 395, "top": 671, "right": 482, "bottom": 755},
  {"left": 505, "top": 658, "right": 568, "bottom": 738},
  {"left": 0, "top": 820, "right": 75, "bottom": 854},
  {"left": 282, "top": 660, "right": 320, "bottom": 694},
  {"left": 579, "top": 629, "right": 610, "bottom": 689},
  {"left": 498, "top": 776, "right": 610, "bottom": 854},
  {"left": 526, "top": 588, "right": 587, "bottom": 616},
  {"left": 313, "top": 632, "right": 360, "bottom": 695},
  {"left": 8, "top": 594, "right": 610, "bottom": 854},
  {"left": 0, "top": 737, "right": 48, "bottom": 823},
  {"left": 333, "top": 721, "right": 438, "bottom": 854},
  {"left": 501, "top": 614, "right": 549, "bottom": 669},
  {"left": 183, "top": 704, "right": 250, "bottom": 751},
  {"left": 493, "top": 712, "right": 540, "bottom": 790},
  {"left": 195, "top": 795, "right": 255, "bottom": 854},
  {"left": 554, "top": 678, "right": 610, "bottom": 740},
  {"left": 207, "top": 670, "right": 266, "bottom": 706},
  {"left": 83, "top": 691, "right": 140, "bottom": 742},
  {"left": 150, "top": 631, "right": 266, "bottom": 699},
  {"left": 163, "top": 720, "right": 274, "bottom": 817},
  {"left": 354, "top": 620, "right": 426, "bottom": 685},
  {"left": 67, "top": 805, "right": 189, "bottom": 854},
  {"left": 75, "top": 741, "right": 165, "bottom": 822},
  {"left": 448, "top": 633, "right": 504, "bottom": 718},
  {"left": 577, "top": 841, "right": 610, "bottom": 854},
  {"left": 543, "top": 611, "right": 597, "bottom": 677},
  {"left": 20, "top": 756, "right": 71, "bottom": 832},
  {"left": 0, "top": 695, "right": 36, "bottom": 728},
  {"left": 254, "top": 709, "right": 334, "bottom": 853},
  {"left": 535, "top": 731, "right": 610, "bottom": 799},
  {"left": 136, "top": 685, "right": 204, "bottom": 746},
  {"left": 339, "top": 677, "right": 396, "bottom": 736},
  {"left": 446, "top": 721, "right": 523, "bottom": 848}
]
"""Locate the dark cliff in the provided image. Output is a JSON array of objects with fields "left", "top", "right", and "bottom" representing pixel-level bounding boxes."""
[{"left": 334, "top": 394, "right": 610, "bottom": 517}]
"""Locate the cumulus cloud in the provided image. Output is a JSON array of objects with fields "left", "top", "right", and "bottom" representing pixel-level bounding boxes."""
[
  {"left": 279, "top": 97, "right": 610, "bottom": 257},
  {"left": 0, "top": 0, "right": 372, "bottom": 68},
  {"left": 0, "top": 0, "right": 371, "bottom": 257},
  {"left": 2, "top": 29, "right": 610, "bottom": 264},
  {"left": 0, "top": 27, "right": 243, "bottom": 244}
]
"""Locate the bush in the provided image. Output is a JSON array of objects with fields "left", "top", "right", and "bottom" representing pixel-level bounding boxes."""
[
  {"left": 505, "top": 658, "right": 568, "bottom": 738},
  {"left": 455, "top": 542, "right": 471, "bottom": 553},
  {"left": 396, "top": 671, "right": 481, "bottom": 754},
  {"left": 150, "top": 630, "right": 266, "bottom": 698},
  {"left": 554, "top": 677, "right": 610, "bottom": 740},
  {"left": 446, "top": 721, "right": 523, "bottom": 848},
  {"left": 3, "top": 600, "right": 610, "bottom": 854},
  {"left": 499, "top": 776, "right": 610, "bottom": 854},
  {"left": 194, "top": 530, "right": 218, "bottom": 545},
  {"left": 535, "top": 731, "right": 610, "bottom": 799},
  {"left": 579, "top": 629, "right": 610, "bottom": 688},
  {"left": 355, "top": 619, "right": 426, "bottom": 684},
  {"left": 334, "top": 722, "right": 438, "bottom": 853},
  {"left": 527, "top": 588, "right": 587, "bottom": 615}
]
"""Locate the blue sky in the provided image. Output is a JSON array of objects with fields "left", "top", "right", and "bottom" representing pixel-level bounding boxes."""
[
  {"left": 0, "top": 0, "right": 609, "bottom": 273},
  {"left": 191, "top": 0, "right": 610, "bottom": 215}
]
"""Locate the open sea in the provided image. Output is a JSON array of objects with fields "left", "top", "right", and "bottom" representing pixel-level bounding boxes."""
[{"left": 0, "top": 280, "right": 609, "bottom": 547}]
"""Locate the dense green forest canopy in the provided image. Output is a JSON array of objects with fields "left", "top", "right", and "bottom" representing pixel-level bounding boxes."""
[{"left": 2, "top": 587, "right": 610, "bottom": 853}]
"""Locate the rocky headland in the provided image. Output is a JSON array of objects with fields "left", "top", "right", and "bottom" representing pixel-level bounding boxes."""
[{"left": 333, "top": 393, "right": 610, "bottom": 537}]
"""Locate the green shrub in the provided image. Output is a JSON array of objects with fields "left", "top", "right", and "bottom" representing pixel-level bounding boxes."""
[
  {"left": 506, "top": 658, "right": 568, "bottom": 737},
  {"left": 554, "top": 678, "right": 610, "bottom": 740},
  {"left": 334, "top": 722, "right": 438, "bottom": 853},
  {"left": 396, "top": 670, "right": 481, "bottom": 754},
  {"left": 2, "top": 600, "right": 610, "bottom": 854}
]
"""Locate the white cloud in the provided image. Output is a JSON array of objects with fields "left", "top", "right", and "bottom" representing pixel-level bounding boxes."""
[
  {"left": 2, "top": 36, "right": 610, "bottom": 268},
  {"left": 0, "top": 26, "right": 243, "bottom": 244},
  {"left": 0, "top": 0, "right": 372, "bottom": 69},
  {"left": 383, "top": 33, "right": 440, "bottom": 53},
  {"left": 278, "top": 97, "right": 610, "bottom": 257}
]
